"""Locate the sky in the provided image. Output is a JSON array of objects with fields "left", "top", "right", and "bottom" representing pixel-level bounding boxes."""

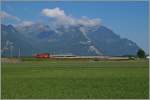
[{"left": 1, "top": 1, "right": 149, "bottom": 53}]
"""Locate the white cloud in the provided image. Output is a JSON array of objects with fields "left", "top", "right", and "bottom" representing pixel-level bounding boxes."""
[
  {"left": 15, "top": 21, "right": 34, "bottom": 27},
  {"left": 41, "top": 7, "right": 101, "bottom": 27},
  {"left": 42, "top": 7, "right": 76, "bottom": 26},
  {"left": 42, "top": 7, "right": 66, "bottom": 18},
  {"left": 17, "top": 21, "right": 34, "bottom": 27},
  {"left": 0, "top": 11, "right": 20, "bottom": 21},
  {"left": 78, "top": 16, "right": 101, "bottom": 27}
]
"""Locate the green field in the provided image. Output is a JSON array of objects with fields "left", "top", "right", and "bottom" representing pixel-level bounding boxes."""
[{"left": 1, "top": 59, "right": 149, "bottom": 99}]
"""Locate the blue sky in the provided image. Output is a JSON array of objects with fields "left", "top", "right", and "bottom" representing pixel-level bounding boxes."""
[{"left": 1, "top": 1, "right": 149, "bottom": 53}]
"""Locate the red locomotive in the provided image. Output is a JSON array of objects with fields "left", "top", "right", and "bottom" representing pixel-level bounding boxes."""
[{"left": 34, "top": 53, "right": 50, "bottom": 58}]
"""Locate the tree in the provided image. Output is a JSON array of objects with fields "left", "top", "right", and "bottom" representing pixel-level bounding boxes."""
[{"left": 137, "top": 49, "right": 146, "bottom": 58}]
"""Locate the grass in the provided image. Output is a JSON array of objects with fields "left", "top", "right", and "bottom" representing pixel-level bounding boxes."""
[{"left": 1, "top": 59, "right": 149, "bottom": 99}]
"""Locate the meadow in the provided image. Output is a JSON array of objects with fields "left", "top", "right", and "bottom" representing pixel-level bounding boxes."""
[{"left": 1, "top": 59, "right": 149, "bottom": 99}]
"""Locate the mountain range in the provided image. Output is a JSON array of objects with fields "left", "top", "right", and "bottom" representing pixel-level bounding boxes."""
[{"left": 1, "top": 24, "right": 140, "bottom": 56}]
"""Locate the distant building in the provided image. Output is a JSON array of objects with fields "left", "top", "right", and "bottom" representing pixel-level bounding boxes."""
[{"left": 34, "top": 53, "right": 49, "bottom": 58}]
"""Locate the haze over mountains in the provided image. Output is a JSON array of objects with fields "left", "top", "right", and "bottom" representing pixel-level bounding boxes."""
[{"left": 1, "top": 23, "right": 140, "bottom": 57}]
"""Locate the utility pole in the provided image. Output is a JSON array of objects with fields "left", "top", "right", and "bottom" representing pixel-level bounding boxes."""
[
  {"left": 18, "top": 48, "right": 21, "bottom": 58},
  {"left": 10, "top": 45, "right": 13, "bottom": 58},
  {"left": 32, "top": 50, "right": 34, "bottom": 56}
]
